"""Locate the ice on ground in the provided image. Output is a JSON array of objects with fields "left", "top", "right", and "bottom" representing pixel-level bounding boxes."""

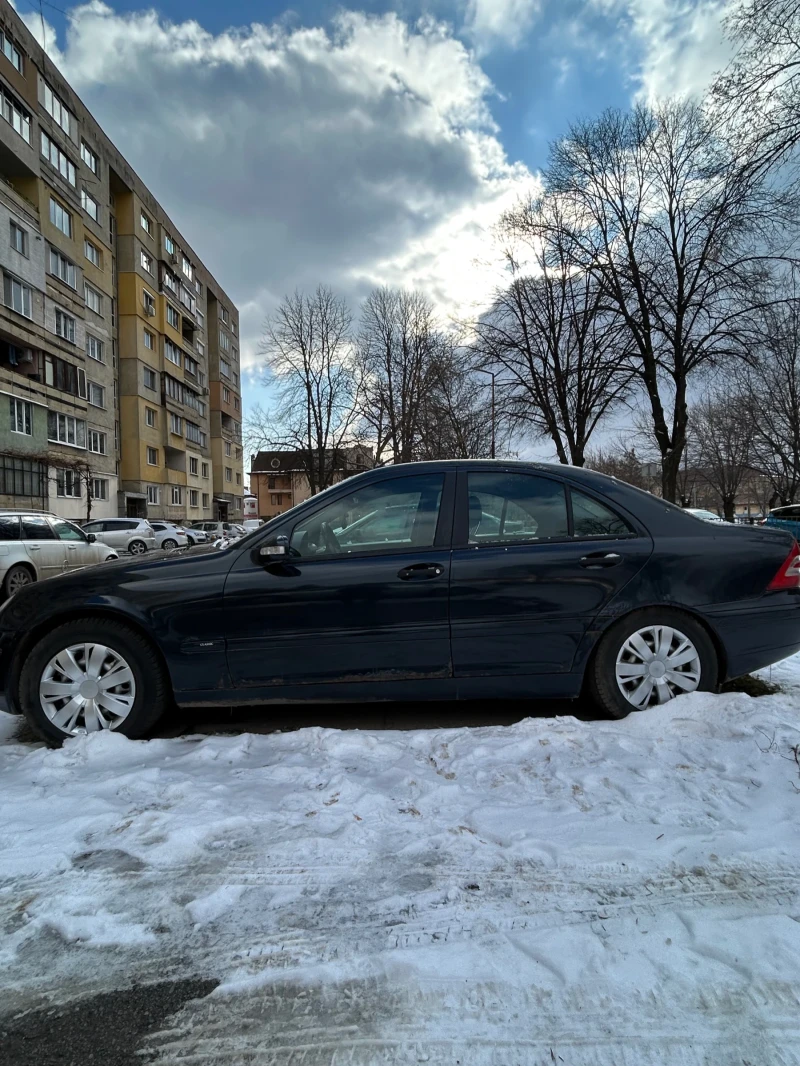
[{"left": 1, "top": 655, "right": 800, "bottom": 1064}]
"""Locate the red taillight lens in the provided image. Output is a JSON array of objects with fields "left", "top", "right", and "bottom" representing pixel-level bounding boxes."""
[{"left": 768, "top": 542, "right": 800, "bottom": 590}]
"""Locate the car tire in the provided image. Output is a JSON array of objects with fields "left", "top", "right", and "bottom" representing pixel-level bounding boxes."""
[
  {"left": 3, "top": 564, "right": 35, "bottom": 598},
  {"left": 17, "top": 619, "right": 172, "bottom": 746},
  {"left": 589, "top": 608, "right": 718, "bottom": 719},
  {"left": 161, "top": 538, "right": 178, "bottom": 550},
  {"left": 104, "top": 555, "right": 117, "bottom": 563},
  {"left": 128, "top": 539, "right": 147, "bottom": 555}
]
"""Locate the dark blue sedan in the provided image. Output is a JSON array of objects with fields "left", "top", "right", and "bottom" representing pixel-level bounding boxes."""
[{"left": 2, "top": 460, "right": 800, "bottom": 745}]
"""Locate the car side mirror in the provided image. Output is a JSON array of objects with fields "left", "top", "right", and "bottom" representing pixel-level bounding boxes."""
[
  {"left": 259, "top": 534, "right": 289, "bottom": 560},
  {"left": 87, "top": 533, "right": 96, "bottom": 543}
]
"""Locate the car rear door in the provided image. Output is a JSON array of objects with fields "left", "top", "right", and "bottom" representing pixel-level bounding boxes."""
[
  {"left": 20, "top": 514, "right": 67, "bottom": 579},
  {"left": 224, "top": 470, "right": 455, "bottom": 688},
  {"left": 449, "top": 469, "right": 653, "bottom": 677}
]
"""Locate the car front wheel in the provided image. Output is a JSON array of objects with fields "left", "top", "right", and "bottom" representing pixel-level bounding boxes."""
[
  {"left": 18, "top": 620, "right": 171, "bottom": 746},
  {"left": 3, "top": 564, "right": 35, "bottom": 598},
  {"left": 589, "top": 609, "right": 718, "bottom": 719}
]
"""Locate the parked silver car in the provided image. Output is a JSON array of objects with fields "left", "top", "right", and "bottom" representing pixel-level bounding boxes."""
[
  {"left": 149, "top": 521, "right": 189, "bottom": 551},
  {"left": 183, "top": 525, "right": 208, "bottom": 546},
  {"left": 81, "top": 518, "right": 157, "bottom": 555},
  {"left": 0, "top": 510, "right": 119, "bottom": 598}
]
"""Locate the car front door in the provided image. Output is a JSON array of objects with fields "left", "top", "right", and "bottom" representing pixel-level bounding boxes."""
[
  {"left": 449, "top": 469, "right": 653, "bottom": 678},
  {"left": 224, "top": 470, "right": 454, "bottom": 688},
  {"left": 51, "top": 517, "right": 99, "bottom": 570},
  {"left": 20, "top": 514, "right": 67, "bottom": 579}
]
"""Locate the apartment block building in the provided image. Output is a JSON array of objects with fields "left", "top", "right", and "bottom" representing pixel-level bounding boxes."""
[{"left": 0, "top": 2, "right": 243, "bottom": 523}]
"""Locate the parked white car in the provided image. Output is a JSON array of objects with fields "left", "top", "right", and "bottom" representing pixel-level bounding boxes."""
[
  {"left": 685, "top": 508, "right": 726, "bottom": 524},
  {"left": 0, "top": 510, "right": 118, "bottom": 598},
  {"left": 81, "top": 518, "right": 157, "bottom": 555},
  {"left": 149, "top": 522, "right": 189, "bottom": 551},
  {"left": 192, "top": 521, "right": 245, "bottom": 541}
]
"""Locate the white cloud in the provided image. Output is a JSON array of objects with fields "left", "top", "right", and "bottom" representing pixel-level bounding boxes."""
[
  {"left": 22, "top": 3, "right": 534, "bottom": 374},
  {"left": 464, "top": 0, "right": 542, "bottom": 51},
  {"left": 590, "top": 0, "right": 733, "bottom": 101}
]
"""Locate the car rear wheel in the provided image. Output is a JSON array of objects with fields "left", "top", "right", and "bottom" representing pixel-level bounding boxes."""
[
  {"left": 3, "top": 564, "right": 35, "bottom": 598},
  {"left": 589, "top": 608, "right": 718, "bottom": 719},
  {"left": 161, "top": 538, "right": 178, "bottom": 550},
  {"left": 18, "top": 620, "right": 171, "bottom": 746},
  {"left": 128, "top": 539, "right": 147, "bottom": 555}
]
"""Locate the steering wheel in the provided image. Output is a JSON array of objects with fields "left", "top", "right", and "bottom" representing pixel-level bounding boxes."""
[{"left": 320, "top": 521, "right": 341, "bottom": 555}]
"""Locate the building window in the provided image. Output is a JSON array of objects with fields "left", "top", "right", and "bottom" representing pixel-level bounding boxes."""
[
  {"left": 219, "top": 359, "right": 231, "bottom": 379},
  {"left": 55, "top": 308, "right": 76, "bottom": 343},
  {"left": 42, "top": 81, "right": 71, "bottom": 135},
  {"left": 140, "top": 250, "right": 153, "bottom": 274},
  {"left": 233, "top": 370, "right": 239, "bottom": 388},
  {"left": 3, "top": 31, "right": 22, "bottom": 72},
  {"left": 88, "top": 428, "right": 107, "bottom": 453},
  {"left": 221, "top": 306, "right": 229, "bottom": 325},
  {"left": 189, "top": 488, "right": 199, "bottom": 507},
  {"left": 84, "top": 238, "right": 100, "bottom": 267},
  {"left": 194, "top": 278, "right": 201, "bottom": 295},
  {"left": 202, "top": 492, "right": 209, "bottom": 507},
  {"left": 147, "top": 446, "right": 158, "bottom": 466},
  {"left": 165, "top": 234, "right": 174, "bottom": 254},
  {"left": 143, "top": 329, "right": 154, "bottom": 350},
  {"left": 196, "top": 340, "right": 204, "bottom": 357},
  {"left": 219, "top": 330, "right": 230, "bottom": 351},
  {"left": 40, "top": 131, "right": 76, "bottom": 185},
  {"left": 225, "top": 440, "right": 232, "bottom": 457},
  {"left": 81, "top": 188, "right": 99, "bottom": 222},
  {"left": 49, "top": 197, "right": 72, "bottom": 237},
  {"left": 165, "top": 338, "right": 181, "bottom": 366},
  {"left": 171, "top": 485, "right": 183, "bottom": 505},
  {"left": 140, "top": 211, "right": 152, "bottom": 236},
  {"left": 81, "top": 141, "right": 98, "bottom": 174},
  {"left": 189, "top": 456, "right": 198, "bottom": 475},
  {"left": 143, "top": 289, "right": 155, "bottom": 315},
  {"left": 92, "top": 478, "right": 108, "bottom": 501},
  {"left": 56, "top": 468, "right": 81, "bottom": 498},
  {"left": 180, "top": 285, "right": 195, "bottom": 314},
  {"left": 268, "top": 477, "right": 276, "bottom": 489},
  {"left": 271, "top": 494, "right": 280, "bottom": 506},
  {"left": 182, "top": 255, "right": 192, "bottom": 279},
  {"left": 0, "top": 455, "right": 46, "bottom": 497},
  {"left": 147, "top": 485, "right": 160, "bottom": 504},
  {"left": 86, "top": 334, "right": 104, "bottom": 362},
  {"left": 145, "top": 406, "right": 156, "bottom": 427},
  {"left": 3, "top": 272, "right": 32, "bottom": 318},
  {"left": 2, "top": 85, "right": 31, "bottom": 143},
  {"left": 223, "top": 386, "right": 231, "bottom": 404},
  {"left": 9, "top": 220, "right": 26, "bottom": 255},
  {"left": 166, "top": 304, "right": 179, "bottom": 329},
  {"left": 163, "top": 270, "right": 178, "bottom": 294},
  {"left": 45, "top": 354, "right": 86, "bottom": 398},
  {"left": 87, "top": 382, "right": 105, "bottom": 408},
  {"left": 49, "top": 247, "right": 77, "bottom": 288},
  {"left": 184, "top": 354, "right": 198, "bottom": 378},
  {"left": 225, "top": 467, "right": 232, "bottom": 482},
  {"left": 231, "top": 322, "right": 237, "bottom": 337},
  {"left": 169, "top": 412, "right": 182, "bottom": 435},
  {"left": 201, "top": 462, "right": 209, "bottom": 479},
  {"left": 143, "top": 367, "right": 157, "bottom": 391},
  {"left": 48, "top": 412, "right": 86, "bottom": 447},
  {"left": 10, "top": 397, "right": 32, "bottom": 435},
  {"left": 236, "top": 472, "right": 242, "bottom": 485},
  {"left": 84, "top": 283, "right": 102, "bottom": 314},
  {"left": 185, "top": 421, "right": 206, "bottom": 446}
]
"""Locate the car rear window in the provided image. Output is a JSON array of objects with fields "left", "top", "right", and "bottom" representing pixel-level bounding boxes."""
[
  {"left": 571, "top": 490, "right": 634, "bottom": 537},
  {"left": 0, "top": 515, "right": 20, "bottom": 541}
]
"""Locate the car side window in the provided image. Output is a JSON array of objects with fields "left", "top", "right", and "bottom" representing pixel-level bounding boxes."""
[
  {"left": 0, "top": 516, "right": 20, "bottom": 541},
  {"left": 21, "top": 515, "right": 57, "bottom": 540},
  {"left": 571, "top": 490, "right": 634, "bottom": 538},
  {"left": 467, "top": 472, "right": 568, "bottom": 545},
  {"left": 51, "top": 519, "right": 87, "bottom": 542},
  {"left": 290, "top": 474, "right": 445, "bottom": 558}
]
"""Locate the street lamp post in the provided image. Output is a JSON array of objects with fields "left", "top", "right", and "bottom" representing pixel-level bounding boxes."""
[{"left": 475, "top": 369, "right": 496, "bottom": 459}]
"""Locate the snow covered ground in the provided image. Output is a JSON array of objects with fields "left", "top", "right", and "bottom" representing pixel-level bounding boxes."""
[{"left": 2, "top": 662, "right": 800, "bottom": 1065}]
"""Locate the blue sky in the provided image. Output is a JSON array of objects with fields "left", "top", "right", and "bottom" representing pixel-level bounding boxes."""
[{"left": 17, "top": 0, "right": 733, "bottom": 452}]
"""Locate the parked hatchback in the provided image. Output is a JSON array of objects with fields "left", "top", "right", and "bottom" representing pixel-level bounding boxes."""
[
  {"left": 0, "top": 511, "right": 118, "bottom": 599},
  {"left": 3, "top": 460, "right": 800, "bottom": 746},
  {"left": 149, "top": 522, "right": 189, "bottom": 551},
  {"left": 81, "top": 518, "right": 156, "bottom": 555},
  {"left": 763, "top": 505, "right": 800, "bottom": 538}
]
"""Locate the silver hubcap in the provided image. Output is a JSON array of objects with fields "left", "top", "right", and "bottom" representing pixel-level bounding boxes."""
[
  {"left": 39, "top": 643, "right": 136, "bottom": 735},
  {"left": 130, "top": 541, "right": 145, "bottom": 555},
  {"left": 7, "top": 568, "right": 32, "bottom": 594},
  {"left": 615, "top": 625, "right": 701, "bottom": 709}
]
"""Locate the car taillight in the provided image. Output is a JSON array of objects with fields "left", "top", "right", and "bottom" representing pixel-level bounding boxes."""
[{"left": 768, "top": 542, "right": 800, "bottom": 590}]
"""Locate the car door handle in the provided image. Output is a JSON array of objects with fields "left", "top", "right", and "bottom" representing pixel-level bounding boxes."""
[
  {"left": 580, "top": 552, "right": 623, "bottom": 569},
  {"left": 28, "top": 545, "right": 40, "bottom": 551},
  {"left": 397, "top": 563, "right": 445, "bottom": 581},
  {"left": 67, "top": 545, "right": 78, "bottom": 551}
]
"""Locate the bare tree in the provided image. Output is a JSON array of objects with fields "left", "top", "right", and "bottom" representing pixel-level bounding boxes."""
[
  {"left": 539, "top": 98, "right": 785, "bottom": 502},
  {"left": 692, "top": 388, "right": 756, "bottom": 520},
  {"left": 585, "top": 443, "right": 654, "bottom": 490},
  {"left": 256, "top": 286, "right": 362, "bottom": 495},
  {"left": 415, "top": 342, "right": 497, "bottom": 460},
  {"left": 474, "top": 196, "right": 631, "bottom": 467}
]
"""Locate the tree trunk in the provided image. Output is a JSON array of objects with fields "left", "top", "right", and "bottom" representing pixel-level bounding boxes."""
[{"left": 722, "top": 496, "right": 736, "bottom": 522}]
